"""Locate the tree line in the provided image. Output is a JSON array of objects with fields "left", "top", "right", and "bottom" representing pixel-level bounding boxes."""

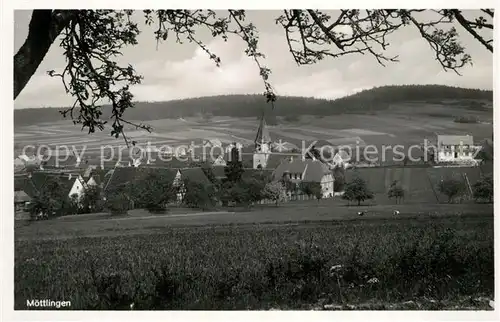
[{"left": 15, "top": 85, "right": 493, "bottom": 127}]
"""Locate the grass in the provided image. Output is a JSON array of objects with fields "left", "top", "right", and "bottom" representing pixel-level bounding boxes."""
[
  {"left": 15, "top": 202, "right": 493, "bottom": 240},
  {"left": 15, "top": 203, "right": 494, "bottom": 310}
]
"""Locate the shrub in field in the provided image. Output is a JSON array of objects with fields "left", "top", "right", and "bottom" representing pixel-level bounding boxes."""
[
  {"left": 387, "top": 180, "right": 405, "bottom": 204},
  {"left": 105, "top": 192, "right": 130, "bottom": 215},
  {"left": 342, "top": 177, "right": 374, "bottom": 206},
  {"left": 438, "top": 177, "right": 466, "bottom": 203},
  {"left": 182, "top": 179, "right": 217, "bottom": 210},
  {"left": 243, "top": 176, "right": 267, "bottom": 204},
  {"left": 218, "top": 182, "right": 237, "bottom": 206},
  {"left": 263, "top": 181, "right": 286, "bottom": 206},
  {"left": 473, "top": 174, "right": 493, "bottom": 203},
  {"left": 65, "top": 193, "right": 81, "bottom": 214},
  {"left": 134, "top": 173, "right": 176, "bottom": 213},
  {"left": 81, "top": 185, "right": 104, "bottom": 213},
  {"left": 299, "top": 182, "right": 321, "bottom": 199}
]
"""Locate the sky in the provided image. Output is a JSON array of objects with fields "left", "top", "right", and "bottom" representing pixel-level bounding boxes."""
[{"left": 14, "top": 10, "right": 493, "bottom": 109}]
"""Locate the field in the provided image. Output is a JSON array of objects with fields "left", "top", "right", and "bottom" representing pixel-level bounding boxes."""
[
  {"left": 15, "top": 201, "right": 494, "bottom": 310},
  {"left": 14, "top": 101, "right": 493, "bottom": 160}
]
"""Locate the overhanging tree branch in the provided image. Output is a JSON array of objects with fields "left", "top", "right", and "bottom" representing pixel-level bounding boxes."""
[{"left": 14, "top": 10, "right": 76, "bottom": 99}]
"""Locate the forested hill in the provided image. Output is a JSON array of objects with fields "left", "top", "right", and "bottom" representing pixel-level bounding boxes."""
[{"left": 14, "top": 84, "right": 493, "bottom": 126}]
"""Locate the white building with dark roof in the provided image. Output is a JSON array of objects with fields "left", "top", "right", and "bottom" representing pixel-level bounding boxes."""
[
  {"left": 436, "top": 134, "right": 479, "bottom": 164},
  {"left": 273, "top": 158, "right": 334, "bottom": 198}
]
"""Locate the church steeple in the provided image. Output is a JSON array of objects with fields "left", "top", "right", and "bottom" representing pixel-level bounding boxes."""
[{"left": 255, "top": 111, "right": 271, "bottom": 152}]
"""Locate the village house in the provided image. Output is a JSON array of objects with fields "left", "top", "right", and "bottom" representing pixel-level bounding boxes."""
[
  {"left": 272, "top": 157, "right": 335, "bottom": 198},
  {"left": 436, "top": 134, "right": 479, "bottom": 164},
  {"left": 103, "top": 166, "right": 211, "bottom": 205},
  {"left": 19, "top": 171, "right": 88, "bottom": 203},
  {"left": 14, "top": 175, "right": 32, "bottom": 212}
]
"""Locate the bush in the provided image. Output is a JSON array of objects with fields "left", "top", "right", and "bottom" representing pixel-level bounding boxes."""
[
  {"left": 105, "top": 192, "right": 130, "bottom": 215},
  {"left": 81, "top": 185, "right": 104, "bottom": 213},
  {"left": 133, "top": 172, "right": 176, "bottom": 213},
  {"left": 182, "top": 180, "right": 217, "bottom": 210},
  {"left": 263, "top": 181, "right": 287, "bottom": 206},
  {"left": 387, "top": 180, "right": 405, "bottom": 204},
  {"left": 472, "top": 174, "right": 493, "bottom": 203},
  {"left": 438, "top": 176, "right": 466, "bottom": 203}
]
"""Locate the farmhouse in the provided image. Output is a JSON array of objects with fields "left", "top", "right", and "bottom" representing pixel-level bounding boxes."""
[
  {"left": 103, "top": 166, "right": 211, "bottom": 203},
  {"left": 14, "top": 175, "right": 32, "bottom": 212},
  {"left": 436, "top": 135, "right": 479, "bottom": 164},
  {"left": 21, "top": 171, "right": 88, "bottom": 201},
  {"left": 273, "top": 157, "right": 335, "bottom": 198}
]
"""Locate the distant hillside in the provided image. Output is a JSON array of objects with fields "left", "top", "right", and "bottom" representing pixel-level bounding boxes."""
[{"left": 14, "top": 84, "right": 493, "bottom": 127}]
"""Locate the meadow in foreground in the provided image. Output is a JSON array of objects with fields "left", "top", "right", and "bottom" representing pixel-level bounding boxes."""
[{"left": 15, "top": 213, "right": 493, "bottom": 310}]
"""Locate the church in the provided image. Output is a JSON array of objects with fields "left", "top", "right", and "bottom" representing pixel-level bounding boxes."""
[{"left": 253, "top": 113, "right": 274, "bottom": 169}]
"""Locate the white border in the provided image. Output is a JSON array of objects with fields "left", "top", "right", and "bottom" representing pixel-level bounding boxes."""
[{"left": 2, "top": 1, "right": 500, "bottom": 322}]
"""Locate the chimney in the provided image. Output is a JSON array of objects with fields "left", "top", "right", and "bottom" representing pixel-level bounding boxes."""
[{"left": 68, "top": 173, "right": 72, "bottom": 180}]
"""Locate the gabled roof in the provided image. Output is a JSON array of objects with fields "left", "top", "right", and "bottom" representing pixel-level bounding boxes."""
[
  {"left": 437, "top": 135, "right": 474, "bottom": 146},
  {"left": 273, "top": 159, "right": 331, "bottom": 183},
  {"left": 103, "top": 167, "right": 138, "bottom": 192},
  {"left": 14, "top": 190, "right": 31, "bottom": 203},
  {"left": 180, "top": 168, "right": 211, "bottom": 185},
  {"left": 104, "top": 166, "right": 179, "bottom": 193},
  {"left": 265, "top": 153, "right": 302, "bottom": 169},
  {"left": 15, "top": 174, "right": 38, "bottom": 198},
  {"left": 14, "top": 175, "right": 28, "bottom": 191},
  {"left": 139, "top": 167, "right": 179, "bottom": 182},
  {"left": 27, "top": 171, "right": 80, "bottom": 197},
  {"left": 145, "top": 157, "right": 192, "bottom": 169},
  {"left": 303, "top": 160, "right": 331, "bottom": 182},
  {"left": 255, "top": 114, "right": 271, "bottom": 144}
]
